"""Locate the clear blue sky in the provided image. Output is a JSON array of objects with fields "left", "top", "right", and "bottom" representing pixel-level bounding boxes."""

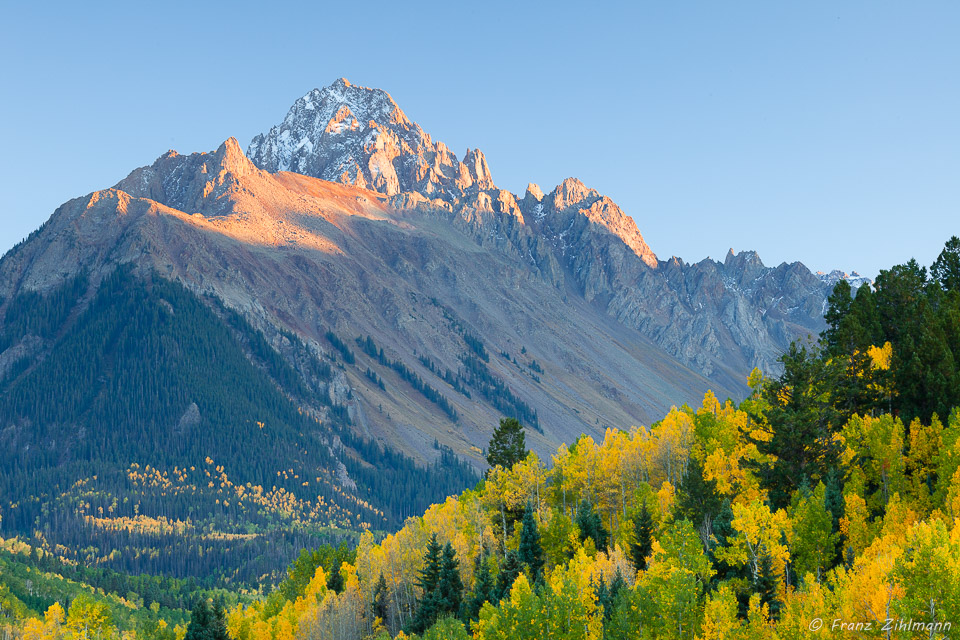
[{"left": 2, "top": 1, "right": 957, "bottom": 277}]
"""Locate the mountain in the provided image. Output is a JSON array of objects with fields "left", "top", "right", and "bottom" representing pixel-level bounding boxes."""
[{"left": 0, "top": 79, "right": 841, "bottom": 580}]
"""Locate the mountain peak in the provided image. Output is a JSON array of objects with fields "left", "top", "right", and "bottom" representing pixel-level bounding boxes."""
[
  {"left": 247, "top": 79, "right": 487, "bottom": 198},
  {"left": 113, "top": 138, "right": 263, "bottom": 217},
  {"left": 213, "top": 137, "right": 251, "bottom": 175}
]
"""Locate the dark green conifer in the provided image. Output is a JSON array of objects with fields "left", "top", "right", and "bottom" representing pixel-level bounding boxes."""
[
  {"left": 576, "top": 500, "right": 609, "bottom": 552},
  {"left": 211, "top": 598, "right": 229, "bottom": 640},
  {"left": 932, "top": 235, "right": 960, "bottom": 292},
  {"left": 517, "top": 504, "right": 544, "bottom": 585},
  {"left": 631, "top": 500, "right": 654, "bottom": 571},
  {"left": 417, "top": 534, "right": 444, "bottom": 595},
  {"left": 595, "top": 578, "right": 612, "bottom": 621},
  {"left": 675, "top": 456, "right": 723, "bottom": 544},
  {"left": 755, "top": 545, "right": 782, "bottom": 621},
  {"left": 371, "top": 572, "right": 389, "bottom": 624},
  {"left": 494, "top": 551, "right": 523, "bottom": 602},
  {"left": 464, "top": 552, "right": 493, "bottom": 623},
  {"left": 438, "top": 543, "right": 463, "bottom": 616},
  {"left": 486, "top": 418, "right": 527, "bottom": 470},
  {"left": 184, "top": 600, "right": 212, "bottom": 640},
  {"left": 326, "top": 562, "right": 345, "bottom": 594}
]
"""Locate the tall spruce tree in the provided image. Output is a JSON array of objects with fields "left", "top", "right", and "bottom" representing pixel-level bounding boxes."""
[
  {"left": 326, "top": 562, "right": 345, "bottom": 594},
  {"left": 184, "top": 601, "right": 212, "bottom": 640},
  {"left": 746, "top": 340, "right": 843, "bottom": 508},
  {"left": 932, "top": 235, "right": 960, "bottom": 292},
  {"left": 518, "top": 504, "right": 545, "bottom": 585},
  {"left": 675, "top": 456, "right": 724, "bottom": 549},
  {"left": 464, "top": 552, "right": 494, "bottom": 622},
  {"left": 210, "top": 599, "right": 228, "bottom": 640},
  {"left": 576, "top": 500, "right": 609, "bottom": 552},
  {"left": 408, "top": 534, "right": 445, "bottom": 634},
  {"left": 631, "top": 501, "right": 654, "bottom": 572},
  {"left": 494, "top": 551, "right": 523, "bottom": 602},
  {"left": 371, "top": 573, "right": 389, "bottom": 624},
  {"left": 755, "top": 545, "right": 782, "bottom": 621},
  {"left": 438, "top": 543, "right": 463, "bottom": 616},
  {"left": 486, "top": 418, "right": 527, "bottom": 470}
]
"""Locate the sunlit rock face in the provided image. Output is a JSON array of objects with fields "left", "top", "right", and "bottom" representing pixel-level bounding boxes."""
[{"left": 247, "top": 78, "right": 493, "bottom": 199}]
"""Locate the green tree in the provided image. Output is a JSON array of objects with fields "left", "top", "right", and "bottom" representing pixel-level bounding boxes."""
[
  {"left": 517, "top": 504, "right": 544, "bottom": 585},
  {"left": 486, "top": 418, "right": 527, "bottom": 470},
  {"left": 675, "top": 456, "right": 724, "bottom": 550},
  {"left": 746, "top": 340, "right": 843, "bottom": 508},
  {"left": 932, "top": 235, "right": 960, "bottom": 292},
  {"left": 183, "top": 600, "right": 212, "bottom": 640},
  {"left": 494, "top": 551, "right": 523, "bottom": 603},
  {"left": 371, "top": 572, "right": 389, "bottom": 625},
  {"left": 789, "top": 482, "right": 837, "bottom": 582},
  {"left": 464, "top": 553, "right": 494, "bottom": 623},
  {"left": 438, "top": 543, "right": 463, "bottom": 616},
  {"left": 630, "top": 501, "right": 654, "bottom": 572},
  {"left": 575, "top": 500, "right": 608, "bottom": 552},
  {"left": 753, "top": 545, "right": 781, "bottom": 621}
]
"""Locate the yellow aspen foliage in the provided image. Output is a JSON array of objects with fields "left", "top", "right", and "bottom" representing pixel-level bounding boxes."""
[
  {"left": 878, "top": 492, "right": 918, "bottom": 541},
  {"left": 934, "top": 409, "right": 960, "bottom": 515},
  {"left": 44, "top": 603, "right": 65, "bottom": 628},
  {"left": 657, "top": 481, "right": 676, "bottom": 524},
  {"left": 840, "top": 414, "right": 907, "bottom": 510},
  {"left": 251, "top": 618, "right": 272, "bottom": 640},
  {"left": 697, "top": 585, "right": 742, "bottom": 640},
  {"left": 906, "top": 415, "right": 942, "bottom": 515},
  {"left": 716, "top": 500, "right": 790, "bottom": 586},
  {"left": 944, "top": 466, "right": 960, "bottom": 520},
  {"left": 19, "top": 619, "right": 48, "bottom": 640},
  {"left": 891, "top": 518, "right": 960, "bottom": 631},
  {"left": 839, "top": 492, "right": 873, "bottom": 561},
  {"left": 866, "top": 341, "right": 892, "bottom": 371},
  {"left": 829, "top": 535, "right": 904, "bottom": 631},
  {"left": 650, "top": 408, "right": 695, "bottom": 488},
  {"left": 744, "top": 595, "right": 777, "bottom": 640},
  {"left": 776, "top": 578, "right": 833, "bottom": 639}
]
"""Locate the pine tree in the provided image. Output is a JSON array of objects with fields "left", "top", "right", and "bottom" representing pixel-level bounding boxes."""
[
  {"left": 184, "top": 601, "right": 212, "bottom": 640},
  {"left": 746, "top": 340, "right": 843, "bottom": 508},
  {"left": 675, "top": 456, "right": 724, "bottom": 546},
  {"left": 486, "top": 418, "right": 527, "bottom": 470},
  {"left": 754, "top": 545, "right": 781, "bottom": 621},
  {"left": 464, "top": 552, "right": 493, "bottom": 623},
  {"left": 438, "top": 543, "right": 463, "bottom": 616},
  {"left": 576, "top": 500, "right": 609, "bottom": 552},
  {"left": 408, "top": 533, "right": 448, "bottom": 633},
  {"left": 595, "top": 578, "right": 612, "bottom": 620},
  {"left": 517, "top": 504, "right": 545, "bottom": 585},
  {"left": 932, "top": 235, "right": 960, "bottom": 292},
  {"left": 210, "top": 599, "right": 228, "bottom": 640},
  {"left": 371, "top": 573, "right": 389, "bottom": 625},
  {"left": 494, "top": 551, "right": 523, "bottom": 602},
  {"left": 464, "top": 552, "right": 494, "bottom": 623},
  {"left": 326, "top": 562, "right": 345, "bottom": 594},
  {"left": 631, "top": 501, "right": 654, "bottom": 572},
  {"left": 417, "top": 534, "right": 444, "bottom": 596}
]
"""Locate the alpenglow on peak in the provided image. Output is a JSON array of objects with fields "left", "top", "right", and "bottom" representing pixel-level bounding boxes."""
[{"left": 247, "top": 78, "right": 494, "bottom": 199}]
